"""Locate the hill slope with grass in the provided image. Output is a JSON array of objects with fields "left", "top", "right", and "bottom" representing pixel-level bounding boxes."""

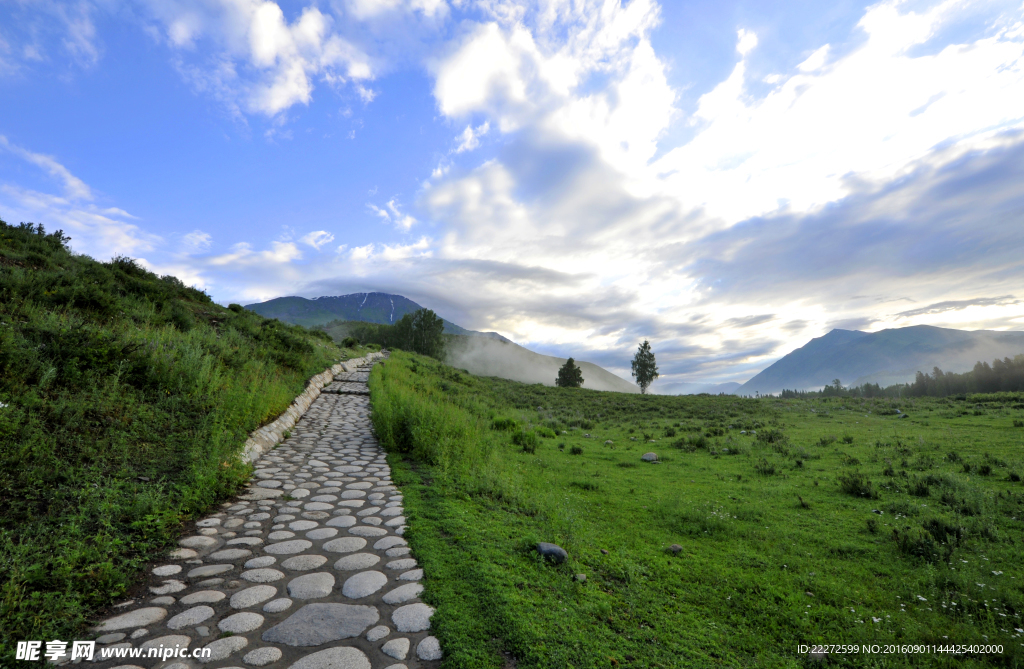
[
  {"left": 372, "top": 350, "right": 1024, "bottom": 667},
  {"left": 0, "top": 220, "right": 362, "bottom": 660},
  {"left": 738, "top": 325, "right": 1024, "bottom": 395}
]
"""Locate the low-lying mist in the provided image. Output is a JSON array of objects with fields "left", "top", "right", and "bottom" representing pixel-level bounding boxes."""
[{"left": 446, "top": 335, "right": 638, "bottom": 393}]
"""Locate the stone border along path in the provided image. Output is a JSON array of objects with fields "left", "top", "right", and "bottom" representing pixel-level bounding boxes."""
[{"left": 78, "top": 354, "right": 443, "bottom": 669}]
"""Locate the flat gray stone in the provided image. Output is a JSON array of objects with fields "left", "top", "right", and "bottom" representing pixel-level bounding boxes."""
[
  {"left": 227, "top": 537, "right": 264, "bottom": 546},
  {"left": 180, "top": 590, "right": 227, "bottom": 605},
  {"left": 385, "top": 558, "right": 417, "bottom": 571},
  {"left": 382, "top": 638, "right": 410, "bottom": 660},
  {"left": 231, "top": 585, "right": 278, "bottom": 609},
  {"left": 385, "top": 547, "right": 411, "bottom": 558},
  {"left": 268, "top": 531, "right": 296, "bottom": 541},
  {"left": 373, "top": 537, "right": 407, "bottom": 550},
  {"left": 265, "top": 540, "right": 313, "bottom": 555},
  {"left": 398, "top": 570, "right": 423, "bottom": 581},
  {"left": 218, "top": 611, "right": 265, "bottom": 633},
  {"left": 333, "top": 553, "right": 380, "bottom": 571},
  {"left": 282, "top": 554, "right": 329, "bottom": 571},
  {"left": 382, "top": 583, "right": 423, "bottom": 605},
  {"left": 169, "top": 548, "right": 198, "bottom": 559},
  {"left": 242, "top": 568, "right": 286, "bottom": 583},
  {"left": 261, "top": 603, "right": 379, "bottom": 646},
  {"left": 188, "top": 564, "right": 234, "bottom": 578},
  {"left": 197, "top": 636, "right": 248, "bottom": 663},
  {"left": 323, "top": 537, "right": 366, "bottom": 553},
  {"left": 392, "top": 603, "right": 434, "bottom": 632},
  {"left": 263, "top": 598, "right": 293, "bottom": 613},
  {"left": 288, "top": 572, "right": 336, "bottom": 599},
  {"left": 326, "top": 516, "right": 356, "bottom": 528},
  {"left": 196, "top": 518, "right": 222, "bottom": 527},
  {"left": 92, "top": 607, "right": 168, "bottom": 632},
  {"left": 167, "top": 606, "right": 215, "bottom": 630},
  {"left": 210, "top": 549, "right": 252, "bottom": 561},
  {"left": 340, "top": 491, "right": 366, "bottom": 499},
  {"left": 303, "top": 502, "right": 334, "bottom": 511},
  {"left": 285, "top": 646, "right": 371, "bottom": 669},
  {"left": 309, "top": 495, "right": 338, "bottom": 502},
  {"left": 243, "top": 647, "right": 283, "bottom": 667},
  {"left": 348, "top": 526, "right": 387, "bottom": 537},
  {"left": 179, "top": 536, "right": 216, "bottom": 549},
  {"left": 417, "top": 636, "right": 443, "bottom": 661},
  {"left": 306, "top": 528, "right": 339, "bottom": 540},
  {"left": 365, "top": 625, "right": 390, "bottom": 642},
  {"left": 140, "top": 635, "right": 190, "bottom": 649},
  {"left": 288, "top": 520, "right": 319, "bottom": 531},
  {"left": 342, "top": 571, "right": 387, "bottom": 599},
  {"left": 150, "top": 580, "right": 187, "bottom": 595},
  {"left": 642, "top": 452, "right": 658, "bottom": 462},
  {"left": 95, "top": 633, "right": 126, "bottom": 644},
  {"left": 245, "top": 556, "right": 277, "bottom": 569},
  {"left": 153, "top": 565, "right": 182, "bottom": 576}
]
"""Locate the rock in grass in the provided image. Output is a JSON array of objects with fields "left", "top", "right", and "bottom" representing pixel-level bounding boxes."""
[
  {"left": 536, "top": 542, "right": 568, "bottom": 564},
  {"left": 641, "top": 452, "right": 658, "bottom": 462},
  {"left": 669, "top": 544, "right": 682, "bottom": 554}
]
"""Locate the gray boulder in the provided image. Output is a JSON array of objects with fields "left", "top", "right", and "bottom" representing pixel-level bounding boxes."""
[{"left": 536, "top": 542, "right": 567, "bottom": 564}]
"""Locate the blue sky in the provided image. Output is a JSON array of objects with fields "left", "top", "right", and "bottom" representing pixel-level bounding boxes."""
[{"left": 2, "top": 0, "right": 1023, "bottom": 391}]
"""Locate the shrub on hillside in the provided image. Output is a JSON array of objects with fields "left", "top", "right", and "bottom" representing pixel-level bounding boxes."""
[{"left": 838, "top": 471, "right": 878, "bottom": 499}]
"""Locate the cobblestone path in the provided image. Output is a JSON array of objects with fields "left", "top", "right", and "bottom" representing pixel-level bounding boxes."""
[{"left": 86, "top": 359, "right": 441, "bottom": 669}]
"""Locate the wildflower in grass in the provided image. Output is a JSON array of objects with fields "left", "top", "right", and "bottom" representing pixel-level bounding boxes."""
[{"left": 917, "top": 595, "right": 927, "bottom": 601}]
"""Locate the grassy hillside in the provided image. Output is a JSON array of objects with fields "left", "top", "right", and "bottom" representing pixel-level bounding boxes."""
[
  {"left": 371, "top": 351, "right": 1024, "bottom": 668},
  {"left": 0, "top": 220, "right": 359, "bottom": 659}
]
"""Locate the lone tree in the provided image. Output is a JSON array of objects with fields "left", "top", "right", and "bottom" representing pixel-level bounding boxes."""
[
  {"left": 631, "top": 340, "right": 659, "bottom": 394},
  {"left": 556, "top": 357, "right": 584, "bottom": 388}
]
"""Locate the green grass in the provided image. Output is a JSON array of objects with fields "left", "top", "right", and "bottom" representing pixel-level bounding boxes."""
[
  {"left": 0, "top": 220, "right": 364, "bottom": 660},
  {"left": 371, "top": 350, "right": 1024, "bottom": 668}
]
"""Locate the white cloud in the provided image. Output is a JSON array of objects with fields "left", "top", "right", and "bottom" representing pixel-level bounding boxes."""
[
  {"left": 209, "top": 240, "right": 303, "bottom": 265},
  {"left": 301, "top": 230, "right": 336, "bottom": 249},
  {"left": 454, "top": 121, "right": 489, "bottom": 152},
  {"left": 183, "top": 229, "right": 212, "bottom": 252},
  {"left": 368, "top": 198, "right": 417, "bottom": 230},
  {"left": 0, "top": 135, "right": 93, "bottom": 200},
  {"left": 650, "top": 0, "right": 1024, "bottom": 225},
  {"left": 348, "top": 236, "right": 432, "bottom": 263},
  {"left": 140, "top": 0, "right": 375, "bottom": 116}
]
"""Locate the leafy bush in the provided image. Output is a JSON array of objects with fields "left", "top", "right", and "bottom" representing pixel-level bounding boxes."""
[
  {"left": 341, "top": 336, "right": 359, "bottom": 348},
  {"left": 570, "top": 445, "right": 584, "bottom": 455},
  {"left": 757, "top": 428, "right": 786, "bottom": 444},
  {"left": 512, "top": 430, "right": 540, "bottom": 454},
  {"left": 837, "top": 471, "right": 878, "bottom": 498},
  {"left": 491, "top": 417, "right": 520, "bottom": 431},
  {"left": 754, "top": 458, "right": 776, "bottom": 476}
]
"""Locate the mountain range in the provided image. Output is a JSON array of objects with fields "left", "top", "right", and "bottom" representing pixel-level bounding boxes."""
[
  {"left": 244, "top": 293, "right": 509, "bottom": 341},
  {"left": 736, "top": 325, "right": 1024, "bottom": 395}
]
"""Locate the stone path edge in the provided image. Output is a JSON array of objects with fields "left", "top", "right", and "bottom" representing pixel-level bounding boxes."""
[{"left": 241, "top": 352, "right": 385, "bottom": 464}]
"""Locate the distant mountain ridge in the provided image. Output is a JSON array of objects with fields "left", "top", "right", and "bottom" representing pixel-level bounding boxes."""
[
  {"left": 737, "top": 325, "right": 1024, "bottom": 395},
  {"left": 244, "top": 292, "right": 510, "bottom": 341}
]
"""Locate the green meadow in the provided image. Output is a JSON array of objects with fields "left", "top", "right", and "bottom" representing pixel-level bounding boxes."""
[{"left": 370, "top": 350, "right": 1024, "bottom": 668}]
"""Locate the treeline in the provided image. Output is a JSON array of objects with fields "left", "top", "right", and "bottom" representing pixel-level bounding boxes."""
[
  {"left": 908, "top": 354, "right": 1024, "bottom": 396},
  {"left": 324, "top": 308, "right": 447, "bottom": 359},
  {"left": 778, "top": 380, "right": 908, "bottom": 399},
  {"left": 774, "top": 353, "right": 1024, "bottom": 399}
]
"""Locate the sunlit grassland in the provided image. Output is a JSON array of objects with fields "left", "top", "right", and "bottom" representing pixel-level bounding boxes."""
[{"left": 371, "top": 350, "right": 1024, "bottom": 668}]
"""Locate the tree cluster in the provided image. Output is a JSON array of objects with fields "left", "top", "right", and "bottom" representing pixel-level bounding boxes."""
[
  {"left": 345, "top": 308, "right": 447, "bottom": 360},
  {"left": 908, "top": 355, "right": 1024, "bottom": 396}
]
